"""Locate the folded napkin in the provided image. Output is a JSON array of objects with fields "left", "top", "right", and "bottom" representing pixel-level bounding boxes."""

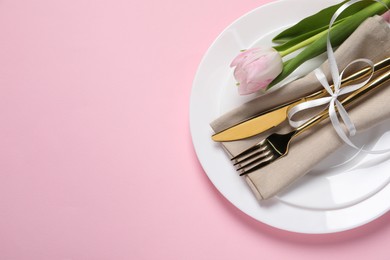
[{"left": 210, "top": 16, "right": 390, "bottom": 200}]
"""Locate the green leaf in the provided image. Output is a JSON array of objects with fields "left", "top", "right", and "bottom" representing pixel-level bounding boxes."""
[
  {"left": 268, "top": 0, "right": 390, "bottom": 89},
  {"left": 273, "top": 20, "right": 343, "bottom": 53},
  {"left": 272, "top": 0, "right": 372, "bottom": 43}
]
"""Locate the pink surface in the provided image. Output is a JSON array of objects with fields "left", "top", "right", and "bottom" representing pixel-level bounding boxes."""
[{"left": 0, "top": 0, "right": 389, "bottom": 259}]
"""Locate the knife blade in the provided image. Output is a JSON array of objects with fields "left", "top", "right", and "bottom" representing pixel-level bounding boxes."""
[
  {"left": 212, "top": 57, "right": 390, "bottom": 142},
  {"left": 211, "top": 97, "right": 309, "bottom": 142}
]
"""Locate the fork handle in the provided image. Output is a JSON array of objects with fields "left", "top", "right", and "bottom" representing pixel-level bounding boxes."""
[
  {"left": 300, "top": 57, "right": 390, "bottom": 103},
  {"left": 294, "top": 68, "right": 390, "bottom": 136}
]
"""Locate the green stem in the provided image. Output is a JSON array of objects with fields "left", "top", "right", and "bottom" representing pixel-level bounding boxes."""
[{"left": 279, "top": 29, "right": 328, "bottom": 57}]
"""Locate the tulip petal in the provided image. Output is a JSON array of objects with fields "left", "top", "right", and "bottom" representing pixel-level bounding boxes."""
[
  {"left": 233, "top": 65, "right": 247, "bottom": 83},
  {"left": 245, "top": 57, "right": 267, "bottom": 83},
  {"left": 382, "top": 10, "right": 390, "bottom": 22},
  {"left": 231, "top": 47, "right": 283, "bottom": 95},
  {"left": 230, "top": 48, "right": 260, "bottom": 67}
]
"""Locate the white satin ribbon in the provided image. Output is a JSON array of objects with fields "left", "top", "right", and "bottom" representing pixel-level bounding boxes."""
[{"left": 288, "top": 0, "right": 389, "bottom": 152}]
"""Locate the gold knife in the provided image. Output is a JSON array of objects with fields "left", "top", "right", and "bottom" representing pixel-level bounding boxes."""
[{"left": 212, "top": 57, "right": 390, "bottom": 142}]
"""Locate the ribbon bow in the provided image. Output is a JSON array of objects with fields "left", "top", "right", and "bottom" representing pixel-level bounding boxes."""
[{"left": 288, "top": 0, "right": 387, "bottom": 150}]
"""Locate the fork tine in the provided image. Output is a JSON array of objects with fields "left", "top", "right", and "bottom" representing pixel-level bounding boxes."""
[
  {"left": 232, "top": 145, "right": 268, "bottom": 166},
  {"left": 231, "top": 139, "right": 266, "bottom": 161},
  {"left": 238, "top": 154, "right": 275, "bottom": 176},
  {"left": 235, "top": 149, "right": 272, "bottom": 171},
  {"left": 232, "top": 132, "right": 289, "bottom": 175}
]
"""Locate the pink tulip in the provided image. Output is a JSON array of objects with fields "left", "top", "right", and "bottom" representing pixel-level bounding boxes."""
[{"left": 230, "top": 47, "right": 283, "bottom": 95}]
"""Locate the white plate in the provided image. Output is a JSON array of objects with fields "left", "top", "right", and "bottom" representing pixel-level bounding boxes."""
[{"left": 190, "top": 0, "right": 390, "bottom": 234}]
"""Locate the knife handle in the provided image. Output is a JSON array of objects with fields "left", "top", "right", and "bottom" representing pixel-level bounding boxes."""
[
  {"left": 298, "top": 57, "right": 390, "bottom": 105},
  {"left": 295, "top": 69, "right": 390, "bottom": 135}
]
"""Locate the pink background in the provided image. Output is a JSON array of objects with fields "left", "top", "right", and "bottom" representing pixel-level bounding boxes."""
[{"left": 0, "top": 0, "right": 389, "bottom": 259}]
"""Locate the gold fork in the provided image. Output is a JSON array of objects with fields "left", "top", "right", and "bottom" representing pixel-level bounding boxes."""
[{"left": 232, "top": 69, "right": 390, "bottom": 176}]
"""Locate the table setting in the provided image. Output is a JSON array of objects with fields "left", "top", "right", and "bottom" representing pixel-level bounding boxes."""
[{"left": 190, "top": 0, "right": 390, "bottom": 233}]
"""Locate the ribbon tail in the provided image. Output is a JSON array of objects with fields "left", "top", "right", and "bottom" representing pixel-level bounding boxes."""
[
  {"left": 335, "top": 100, "right": 356, "bottom": 136},
  {"left": 328, "top": 101, "right": 359, "bottom": 149}
]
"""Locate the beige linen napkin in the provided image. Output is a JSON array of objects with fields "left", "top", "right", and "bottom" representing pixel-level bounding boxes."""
[{"left": 210, "top": 16, "right": 390, "bottom": 200}]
